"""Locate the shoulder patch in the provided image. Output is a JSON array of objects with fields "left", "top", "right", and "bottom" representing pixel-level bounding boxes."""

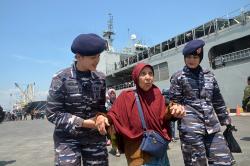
[
  {"left": 170, "top": 69, "right": 183, "bottom": 80},
  {"left": 50, "top": 67, "right": 71, "bottom": 91}
]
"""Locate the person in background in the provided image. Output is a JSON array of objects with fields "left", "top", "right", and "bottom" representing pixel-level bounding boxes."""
[
  {"left": 96, "top": 63, "right": 185, "bottom": 166},
  {"left": 105, "top": 94, "right": 111, "bottom": 146},
  {"left": 105, "top": 89, "right": 116, "bottom": 111},
  {"left": 23, "top": 111, "right": 28, "bottom": 120},
  {"left": 162, "top": 89, "right": 178, "bottom": 142},
  {"left": 46, "top": 33, "right": 108, "bottom": 166},
  {"left": 169, "top": 39, "right": 234, "bottom": 165},
  {"left": 242, "top": 76, "right": 250, "bottom": 112},
  {"left": 0, "top": 105, "right": 5, "bottom": 123},
  {"left": 105, "top": 88, "right": 121, "bottom": 157}
]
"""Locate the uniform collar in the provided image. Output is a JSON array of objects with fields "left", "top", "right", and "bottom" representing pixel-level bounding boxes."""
[{"left": 71, "top": 61, "right": 98, "bottom": 80}]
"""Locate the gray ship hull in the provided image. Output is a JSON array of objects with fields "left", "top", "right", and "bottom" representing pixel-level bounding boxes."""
[
  {"left": 101, "top": 7, "right": 250, "bottom": 109},
  {"left": 154, "top": 22, "right": 250, "bottom": 108}
]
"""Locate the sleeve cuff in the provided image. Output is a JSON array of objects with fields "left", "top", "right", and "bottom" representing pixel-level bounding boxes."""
[{"left": 74, "top": 117, "right": 84, "bottom": 128}]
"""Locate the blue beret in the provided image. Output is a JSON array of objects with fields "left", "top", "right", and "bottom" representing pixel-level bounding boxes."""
[
  {"left": 183, "top": 39, "right": 205, "bottom": 56},
  {"left": 71, "top": 33, "right": 107, "bottom": 56}
]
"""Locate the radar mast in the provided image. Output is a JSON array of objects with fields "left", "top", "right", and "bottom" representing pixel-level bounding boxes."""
[{"left": 103, "top": 13, "right": 115, "bottom": 51}]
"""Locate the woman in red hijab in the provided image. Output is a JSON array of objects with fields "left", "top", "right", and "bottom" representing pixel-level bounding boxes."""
[{"left": 96, "top": 63, "right": 185, "bottom": 166}]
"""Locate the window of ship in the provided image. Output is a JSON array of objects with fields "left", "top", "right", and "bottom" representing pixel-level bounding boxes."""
[
  {"left": 228, "top": 10, "right": 247, "bottom": 26},
  {"left": 177, "top": 34, "right": 185, "bottom": 46},
  {"left": 162, "top": 40, "right": 169, "bottom": 52},
  {"left": 153, "top": 62, "right": 169, "bottom": 81},
  {"left": 149, "top": 47, "right": 155, "bottom": 56},
  {"left": 168, "top": 38, "right": 175, "bottom": 49},
  {"left": 216, "top": 19, "right": 229, "bottom": 30},
  {"left": 185, "top": 31, "right": 193, "bottom": 42},
  {"left": 204, "top": 21, "right": 215, "bottom": 35},
  {"left": 155, "top": 44, "right": 161, "bottom": 54},
  {"left": 194, "top": 25, "right": 205, "bottom": 38},
  {"left": 245, "top": 11, "right": 250, "bottom": 21},
  {"left": 143, "top": 50, "right": 149, "bottom": 59},
  {"left": 138, "top": 52, "right": 143, "bottom": 61}
]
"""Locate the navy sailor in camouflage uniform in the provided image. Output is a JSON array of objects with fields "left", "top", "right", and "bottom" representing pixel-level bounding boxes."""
[
  {"left": 169, "top": 39, "right": 234, "bottom": 166},
  {"left": 46, "top": 33, "right": 109, "bottom": 166}
]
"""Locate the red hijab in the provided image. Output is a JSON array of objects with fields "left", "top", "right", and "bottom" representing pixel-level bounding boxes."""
[{"left": 107, "top": 63, "right": 171, "bottom": 140}]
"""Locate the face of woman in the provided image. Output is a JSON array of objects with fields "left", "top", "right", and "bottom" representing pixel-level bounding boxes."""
[
  {"left": 184, "top": 55, "right": 200, "bottom": 69},
  {"left": 138, "top": 66, "right": 154, "bottom": 91},
  {"left": 109, "top": 91, "right": 116, "bottom": 101}
]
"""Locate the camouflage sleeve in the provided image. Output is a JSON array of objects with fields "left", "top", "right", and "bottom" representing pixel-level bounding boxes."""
[
  {"left": 99, "top": 80, "right": 107, "bottom": 113},
  {"left": 212, "top": 77, "right": 231, "bottom": 126},
  {"left": 46, "top": 76, "right": 84, "bottom": 135},
  {"left": 169, "top": 73, "right": 183, "bottom": 104}
]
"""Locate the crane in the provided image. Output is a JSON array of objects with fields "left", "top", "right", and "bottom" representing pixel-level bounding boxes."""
[{"left": 14, "top": 82, "right": 35, "bottom": 109}]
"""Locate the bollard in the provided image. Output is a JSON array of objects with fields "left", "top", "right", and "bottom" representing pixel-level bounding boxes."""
[{"left": 236, "top": 105, "right": 241, "bottom": 116}]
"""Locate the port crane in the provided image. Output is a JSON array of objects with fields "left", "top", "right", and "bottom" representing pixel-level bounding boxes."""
[{"left": 14, "top": 82, "right": 35, "bottom": 109}]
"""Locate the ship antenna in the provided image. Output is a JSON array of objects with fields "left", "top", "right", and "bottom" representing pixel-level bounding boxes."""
[{"left": 103, "top": 13, "right": 115, "bottom": 51}]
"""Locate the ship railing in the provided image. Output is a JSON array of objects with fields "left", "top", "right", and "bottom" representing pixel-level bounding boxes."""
[
  {"left": 109, "top": 81, "right": 135, "bottom": 90},
  {"left": 106, "top": 5, "right": 250, "bottom": 74},
  {"left": 214, "top": 47, "right": 250, "bottom": 66}
]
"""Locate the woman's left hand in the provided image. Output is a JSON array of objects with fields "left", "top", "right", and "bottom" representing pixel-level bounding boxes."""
[
  {"left": 95, "top": 115, "right": 110, "bottom": 135},
  {"left": 170, "top": 104, "right": 186, "bottom": 118}
]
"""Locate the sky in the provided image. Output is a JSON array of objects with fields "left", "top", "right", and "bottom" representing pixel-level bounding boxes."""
[{"left": 0, "top": 0, "right": 249, "bottom": 110}]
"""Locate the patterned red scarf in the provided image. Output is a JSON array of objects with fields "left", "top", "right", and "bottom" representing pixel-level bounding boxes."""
[{"left": 107, "top": 63, "right": 171, "bottom": 140}]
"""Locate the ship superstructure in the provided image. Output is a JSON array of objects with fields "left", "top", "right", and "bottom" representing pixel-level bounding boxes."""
[{"left": 98, "top": 5, "right": 250, "bottom": 109}]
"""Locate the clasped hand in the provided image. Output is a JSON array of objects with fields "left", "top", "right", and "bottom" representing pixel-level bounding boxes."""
[
  {"left": 169, "top": 104, "right": 186, "bottom": 118},
  {"left": 95, "top": 115, "right": 110, "bottom": 135}
]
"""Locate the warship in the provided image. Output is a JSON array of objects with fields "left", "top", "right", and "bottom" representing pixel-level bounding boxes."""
[{"left": 98, "top": 5, "right": 250, "bottom": 109}]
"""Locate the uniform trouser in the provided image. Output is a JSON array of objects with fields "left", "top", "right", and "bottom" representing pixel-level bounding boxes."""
[
  {"left": 180, "top": 131, "right": 233, "bottom": 166},
  {"left": 54, "top": 138, "right": 108, "bottom": 166}
]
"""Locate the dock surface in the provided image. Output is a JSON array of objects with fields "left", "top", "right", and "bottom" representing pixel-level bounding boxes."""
[{"left": 0, "top": 116, "right": 249, "bottom": 166}]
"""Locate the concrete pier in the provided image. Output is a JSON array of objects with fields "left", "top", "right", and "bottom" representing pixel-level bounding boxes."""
[{"left": 0, "top": 116, "right": 249, "bottom": 166}]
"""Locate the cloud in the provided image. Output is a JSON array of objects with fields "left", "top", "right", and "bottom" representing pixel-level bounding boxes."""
[{"left": 11, "top": 54, "right": 61, "bottom": 67}]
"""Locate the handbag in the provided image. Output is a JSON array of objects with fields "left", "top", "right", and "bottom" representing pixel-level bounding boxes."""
[
  {"left": 134, "top": 91, "right": 169, "bottom": 158},
  {"left": 223, "top": 126, "right": 242, "bottom": 153}
]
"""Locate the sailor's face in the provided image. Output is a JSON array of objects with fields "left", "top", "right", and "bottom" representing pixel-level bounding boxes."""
[
  {"left": 185, "top": 55, "right": 200, "bottom": 69},
  {"left": 138, "top": 66, "right": 154, "bottom": 91},
  {"left": 76, "top": 54, "right": 100, "bottom": 71}
]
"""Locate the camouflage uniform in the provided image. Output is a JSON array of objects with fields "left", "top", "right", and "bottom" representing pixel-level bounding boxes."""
[
  {"left": 46, "top": 62, "right": 108, "bottom": 166},
  {"left": 242, "top": 85, "right": 250, "bottom": 112},
  {"left": 169, "top": 66, "right": 233, "bottom": 166}
]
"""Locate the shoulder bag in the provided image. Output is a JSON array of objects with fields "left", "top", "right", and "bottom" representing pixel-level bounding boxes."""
[{"left": 134, "top": 91, "right": 169, "bottom": 158}]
